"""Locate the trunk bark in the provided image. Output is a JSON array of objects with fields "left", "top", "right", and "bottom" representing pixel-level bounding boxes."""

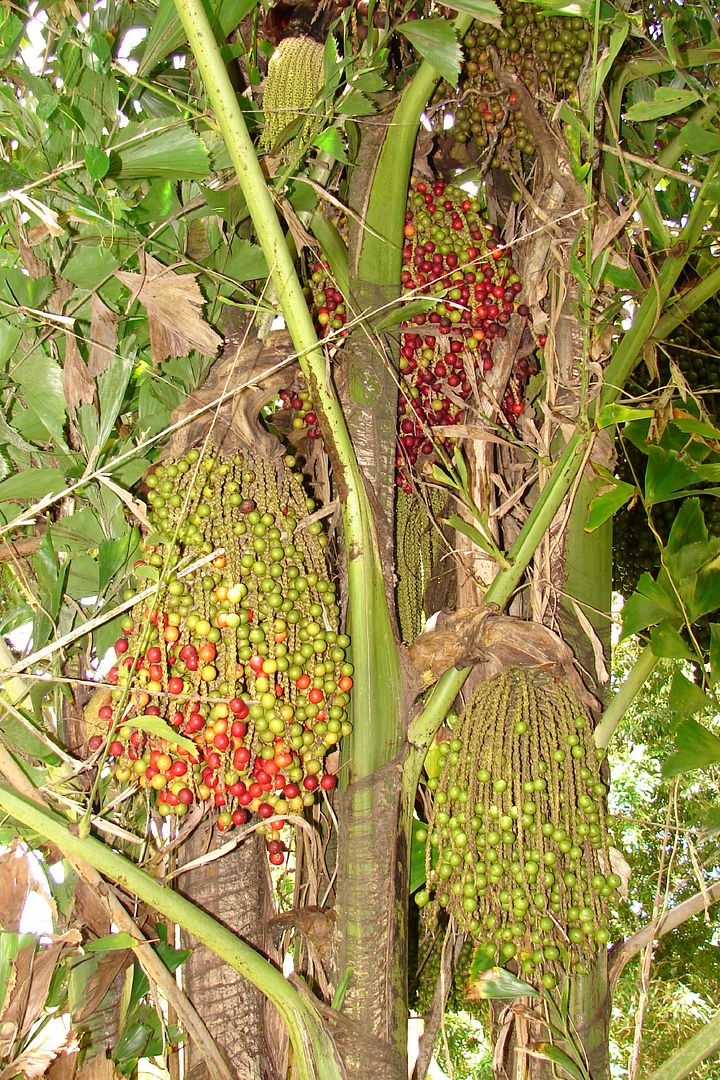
[
  {"left": 178, "top": 823, "right": 285, "bottom": 1080},
  {"left": 333, "top": 759, "right": 414, "bottom": 1079}
]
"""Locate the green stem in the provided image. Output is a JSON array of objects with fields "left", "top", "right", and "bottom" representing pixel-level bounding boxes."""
[
  {"left": 593, "top": 644, "right": 657, "bottom": 750},
  {"left": 0, "top": 784, "right": 344, "bottom": 1080},
  {"left": 654, "top": 261, "right": 720, "bottom": 341},
  {"left": 170, "top": 0, "right": 399, "bottom": 783},
  {"left": 356, "top": 15, "right": 473, "bottom": 285},
  {"left": 648, "top": 1011, "right": 720, "bottom": 1080}
]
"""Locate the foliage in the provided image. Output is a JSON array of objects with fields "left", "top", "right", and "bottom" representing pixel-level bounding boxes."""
[{"left": 0, "top": 0, "right": 719, "bottom": 1077}]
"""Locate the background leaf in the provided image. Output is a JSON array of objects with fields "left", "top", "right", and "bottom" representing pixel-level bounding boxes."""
[{"left": 398, "top": 20, "right": 463, "bottom": 85}]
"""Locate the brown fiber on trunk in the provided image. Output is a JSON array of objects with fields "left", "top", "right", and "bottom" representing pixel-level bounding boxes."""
[{"left": 178, "top": 823, "right": 285, "bottom": 1080}]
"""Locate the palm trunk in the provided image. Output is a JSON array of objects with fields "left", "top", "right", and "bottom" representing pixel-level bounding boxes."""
[{"left": 178, "top": 825, "right": 285, "bottom": 1080}]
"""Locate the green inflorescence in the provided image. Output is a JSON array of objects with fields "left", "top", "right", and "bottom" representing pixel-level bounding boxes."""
[
  {"left": 415, "top": 668, "right": 619, "bottom": 989},
  {"left": 395, "top": 488, "right": 447, "bottom": 645},
  {"left": 260, "top": 35, "right": 326, "bottom": 154}
]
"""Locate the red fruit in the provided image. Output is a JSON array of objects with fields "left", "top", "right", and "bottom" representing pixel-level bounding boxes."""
[
  {"left": 88, "top": 735, "right": 104, "bottom": 752},
  {"left": 257, "top": 802, "right": 274, "bottom": 819},
  {"left": 320, "top": 774, "right": 337, "bottom": 791},
  {"left": 308, "top": 688, "right": 324, "bottom": 705},
  {"left": 296, "top": 673, "right": 311, "bottom": 690},
  {"left": 283, "top": 783, "right": 300, "bottom": 799},
  {"left": 229, "top": 698, "right": 249, "bottom": 718},
  {"left": 145, "top": 705, "right": 160, "bottom": 716},
  {"left": 229, "top": 781, "right": 246, "bottom": 797},
  {"left": 249, "top": 655, "right": 265, "bottom": 675},
  {"left": 108, "top": 740, "right": 124, "bottom": 757},
  {"left": 170, "top": 760, "right": 188, "bottom": 777},
  {"left": 232, "top": 808, "right": 249, "bottom": 826},
  {"left": 213, "top": 732, "right": 230, "bottom": 751},
  {"left": 114, "top": 638, "right": 128, "bottom": 654},
  {"left": 168, "top": 677, "right": 184, "bottom": 696},
  {"left": 147, "top": 646, "right": 162, "bottom": 663},
  {"left": 231, "top": 720, "right": 247, "bottom": 738},
  {"left": 269, "top": 852, "right": 285, "bottom": 866},
  {"left": 98, "top": 705, "right": 113, "bottom": 721},
  {"left": 249, "top": 781, "right": 263, "bottom": 799},
  {"left": 303, "top": 775, "right": 319, "bottom": 791},
  {"left": 234, "top": 746, "right": 251, "bottom": 769}
]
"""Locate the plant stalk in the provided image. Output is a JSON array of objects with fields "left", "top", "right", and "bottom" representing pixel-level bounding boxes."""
[
  {"left": 0, "top": 784, "right": 345, "bottom": 1080},
  {"left": 648, "top": 1011, "right": 720, "bottom": 1080},
  {"left": 593, "top": 644, "right": 657, "bottom": 750}
]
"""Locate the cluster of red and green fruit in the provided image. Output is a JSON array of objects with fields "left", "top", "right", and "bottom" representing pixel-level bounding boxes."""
[
  {"left": 396, "top": 176, "right": 533, "bottom": 489},
  {"left": 88, "top": 449, "right": 352, "bottom": 864},
  {"left": 433, "top": 4, "right": 591, "bottom": 168},
  {"left": 283, "top": 179, "right": 535, "bottom": 489},
  {"left": 416, "top": 669, "right": 617, "bottom": 986}
]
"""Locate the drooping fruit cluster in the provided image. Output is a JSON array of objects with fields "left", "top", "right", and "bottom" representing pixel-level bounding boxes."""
[
  {"left": 415, "top": 667, "right": 618, "bottom": 987},
  {"left": 89, "top": 449, "right": 352, "bottom": 861},
  {"left": 397, "top": 177, "right": 533, "bottom": 488},
  {"left": 414, "top": 936, "right": 482, "bottom": 1019},
  {"left": 434, "top": 5, "right": 591, "bottom": 167},
  {"left": 260, "top": 36, "right": 326, "bottom": 154},
  {"left": 395, "top": 487, "right": 447, "bottom": 644}
]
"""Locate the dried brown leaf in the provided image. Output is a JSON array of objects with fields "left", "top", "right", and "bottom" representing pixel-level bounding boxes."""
[
  {"left": 46, "top": 1044, "right": 79, "bottom": 1080},
  {"left": 16, "top": 235, "right": 48, "bottom": 281},
  {"left": 3, "top": 932, "right": 81, "bottom": 1042},
  {"left": 63, "top": 335, "right": 95, "bottom": 417},
  {"left": 115, "top": 253, "right": 221, "bottom": 363},
  {"left": 0, "top": 843, "right": 31, "bottom": 932},
  {"left": 0, "top": 1022, "right": 16, "bottom": 1059},
  {"left": 409, "top": 611, "right": 599, "bottom": 717},
  {"left": 0, "top": 1028, "right": 73, "bottom": 1080},
  {"left": 590, "top": 205, "right": 636, "bottom": 263},
  {"left": 73, "top": 953, "right": 131, "bottom": 1023},
  {"left": 88, "top": 296, "right": 119, "bottom": 378}
]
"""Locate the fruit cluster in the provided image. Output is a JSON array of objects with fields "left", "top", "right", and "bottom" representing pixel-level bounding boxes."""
[
  {"left": 281, "top": 180, "right": 534, "bottom": 487},
  {"left": 397, "top": 176, "right": 533, "bottom": 488},
  {"left": 415, "top": 668, "right": 618, "bottom": 986},
  {"left": 395, "top": 487, "right": 446, "bottom": 644},
  {"left": 260, "top": 36, "right": 325, "bottom": 154},
  {"left": 414, "top": 936, "right": 482, "bottom": 1019},
  {"left": 435, "top": 4, "right": 591, "bottom": 168},
  {"left": 88, "top": 449, "right": 352, "bottom": 862}
]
